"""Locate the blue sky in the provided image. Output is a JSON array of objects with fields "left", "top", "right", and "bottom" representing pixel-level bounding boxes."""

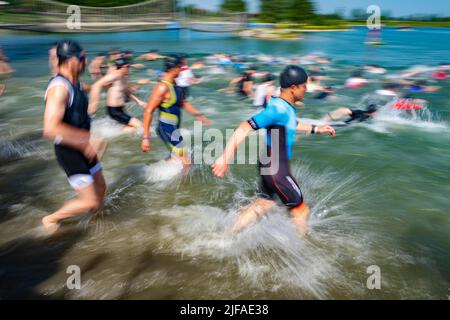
[{"left": 181, "top": 0, "right": 450, "bottom": 16}]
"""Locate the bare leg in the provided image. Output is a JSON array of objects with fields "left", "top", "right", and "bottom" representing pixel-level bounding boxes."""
[
  {"left": 90, "top": 169, "right": 107, "bottom": 222},
  {"left": 122, "top": 117, "right": 142, "bottom": 134},
  {"left": 322, "top": 108, "right": 352, "bottom": 122},
  {"left": 290, "top": 202, "right": 310, "bottom": 236},
  {"left": 93, "top": 169, "right": 106, "bottom": 201},
  {"left": 179, "top": 151, "right": 191, "bottom": 171},
  {"left": 0, "top": 84, "right": 4, "bottom": 96},
  {"left": 167, "top": 149, "right": 190, "bottom": 171},
  {"left": 89, "top": 135, "right": 107, "bottom": 161},
  {"left": 231, "top": 198, "right": 276, "bottom": 235},
  {"left": 42, "top": 183, "right": 102, "bottom": 234}
]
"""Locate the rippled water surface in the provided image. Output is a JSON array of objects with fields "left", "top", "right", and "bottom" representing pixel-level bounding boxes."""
[{"left": 0, "top": 28, "right": 449, "bottom": 299}]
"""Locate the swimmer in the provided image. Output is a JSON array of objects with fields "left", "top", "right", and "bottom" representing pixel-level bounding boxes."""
[
  {"left": 175, "top": 55, "right": 201, "bottom": 100},
  {"left": 306, "top": 76, "right": 334, "bottom": 100},
  {"left": 89, "top": 57, "right": 146, "bottom": 134},
  {"left": 228, "top": 66, "right": 256, "bottom": 98},
  {"left": 122, "top": 50, "right": 144, "bottom": 69},
  {"left": 432, "top": 70, "right": 448, "bottom": 80},
  {"left": 306, "top": 75, "right": 324, "bottom": 93},
  {"left": 323, "top": 104, "right": 379, "bottom": 124},
  {"left": 314, "top": 86, "right": 335, "bottom": 100},
  {"left": 137, "top": 50, "right": 166, "bottom": 61},
  {"left": 253, "top": 73, "right": 276, "bottom": 108},
  {"left": 106, "top": 48, "right": 123, "bottom": 73},
  {"left": 0, "top": 48, "right": 13, "bottom": 75},
  {"left": 376, "top": 83, "right": 427, "bottom": 108},
  {"left": 363, "top": 65, "right": 387, "bottom": 75},
  {"left": 212, "top": 65, "right": 335, "bottom": 236},
  {"left": 88, "top": 52, "right": 107, "bottom": 81},
  {"left": 376, "top": 82, "right": 401, "bottom": 98},
  {"left": 42, "top": 40, "right": 106, "bottom": 234},
  {"left": 345, "top": 71, "right": 368, "bottom": 89},
  {"left": 141, "top": 54, "right": 212, "bottom": 168},
  {"left": 191, "top": 60, "right": 205, "bottom": 70},
  {"left": 403, "top": 80, "right": 441, "bottom": 93}
]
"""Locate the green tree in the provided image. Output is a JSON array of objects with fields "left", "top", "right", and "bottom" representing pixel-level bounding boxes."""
[
  {"left": 259, "top": 0, "right": 316, "bottom": 23},
  {"left": 286, "top": 0, "right": 315, "bottom": 22},
  {"left": 259, "top": 0, "right": 279, "bottom": 23},
  {"left": 350, "top": 8, "right": 366, "bottom": 20},
  {"left": 220, "top": 0, "right": 247, "bottom": 12}
]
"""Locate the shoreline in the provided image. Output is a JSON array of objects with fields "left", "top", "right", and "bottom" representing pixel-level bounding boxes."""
[{"left": 0, "top": 21, "right": 448, "bottom": 34}]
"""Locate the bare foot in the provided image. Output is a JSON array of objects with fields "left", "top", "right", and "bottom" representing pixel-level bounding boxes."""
[
  {"left": 293, "top": 218, "right": 309, "bottom": 237},
  {"left": 42, "top": 216, "right": 60, "bottom": 235},
  {"left": 122, "top": 125, "right": 137, "bottom": 135}
]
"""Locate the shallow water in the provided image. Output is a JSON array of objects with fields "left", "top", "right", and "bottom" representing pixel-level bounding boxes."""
[{"left": 0, "top": 27, "right": 449, "bottom": 299}]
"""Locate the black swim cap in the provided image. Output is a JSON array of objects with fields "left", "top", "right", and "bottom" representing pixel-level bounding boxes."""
[
  {"left": 115, "top": 57, "right": 131, "bottom": 69},
  {"left": 280, "top": 65, "right": 308, "bottom": 88},
  {"left": 265, "top": 73, "right": 275, "bottom": 82},
  {"left": 382, "top": 82, "right": 400, "bottom": 90},
  {"left": 57, "top": 40, "right": 83, "bottom": 62},
  {"left": 351, "top": 70, "right": 363, "bottom": 77},
  {"left": 164, "top": 54, "right": 183, "bottom": 71},
  {"left": 415, "top": 80, "right": 427, "bottom": 86},
  {"left": 366, "top": 104, "right": 378, "bottom": 113}
]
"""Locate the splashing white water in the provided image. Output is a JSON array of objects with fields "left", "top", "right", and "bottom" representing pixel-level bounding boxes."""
[
  {"left": 366, "top": 101, "right": 449, "bottom": 133},
  {"left": 145, "top": 162, "right": 391, "bottom": 298},
  {"left": 143, "top": 158, "right": 184, "bottom": 183}
]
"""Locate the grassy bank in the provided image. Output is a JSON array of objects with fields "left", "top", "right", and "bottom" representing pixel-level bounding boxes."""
[{"left": 249, "top": 17, "right": 450, "bottom": 29}]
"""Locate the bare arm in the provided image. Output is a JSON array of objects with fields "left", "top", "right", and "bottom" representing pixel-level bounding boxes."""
[
  {"left": 128, "top": 93, "right": 146, "bottom": 107},
  {"left": 229, "top": 76, "right": 242, "bottom": 86},
  {"left": 182, "top": 100, "right": 212, "bottom": 125},
  {"left": 243, "top": 81, "right": 253, "bottom": 97},
  {"left": 212, "top": 121, "right": 253, "bottom": 177},
  {"left": 296, "top": 121, "right": 336, "bottom": 136},
  {"left": 322, "top": 107, "right": 352, "bottom": 122},
  {"left": 88, "top": 73, "right": 117, "bottom": 115},
  {"left": 141, "top": 83, "right": 167, "bottom": 152}
]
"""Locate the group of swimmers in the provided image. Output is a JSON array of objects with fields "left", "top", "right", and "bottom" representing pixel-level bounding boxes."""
[
  {"left": 40, "top": 40, "right": 339, "bottom": 235},
  {"left": 0, "top": 39, "right": 439, "bottom": 236},
  {"left": 215, "top": 53, "right": 448, "bottom": 125}
]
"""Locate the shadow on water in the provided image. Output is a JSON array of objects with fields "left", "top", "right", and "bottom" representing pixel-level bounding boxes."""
[
  {"left": 116, "top": 250, "right": 176, "bottom": 300},
  {"left": 0, "top": 229, "right": 84, "bottom": 299},
  {"left": 0, "top": 131, "right": 47, "bottom": 164},
  {"left": 0, "top": 159, "right": 56, "bottom": 225},
  {"left": 401, "top": 225, "right": 450, "bottom": 298}
]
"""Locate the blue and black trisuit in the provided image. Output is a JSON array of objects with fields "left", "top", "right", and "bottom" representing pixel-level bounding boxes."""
[
  {"left": 247, "top": 97, "right": 304, "bottom": 208},
  {"left": 157, "top": 80, "right": 185, "bottom": 156}
]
